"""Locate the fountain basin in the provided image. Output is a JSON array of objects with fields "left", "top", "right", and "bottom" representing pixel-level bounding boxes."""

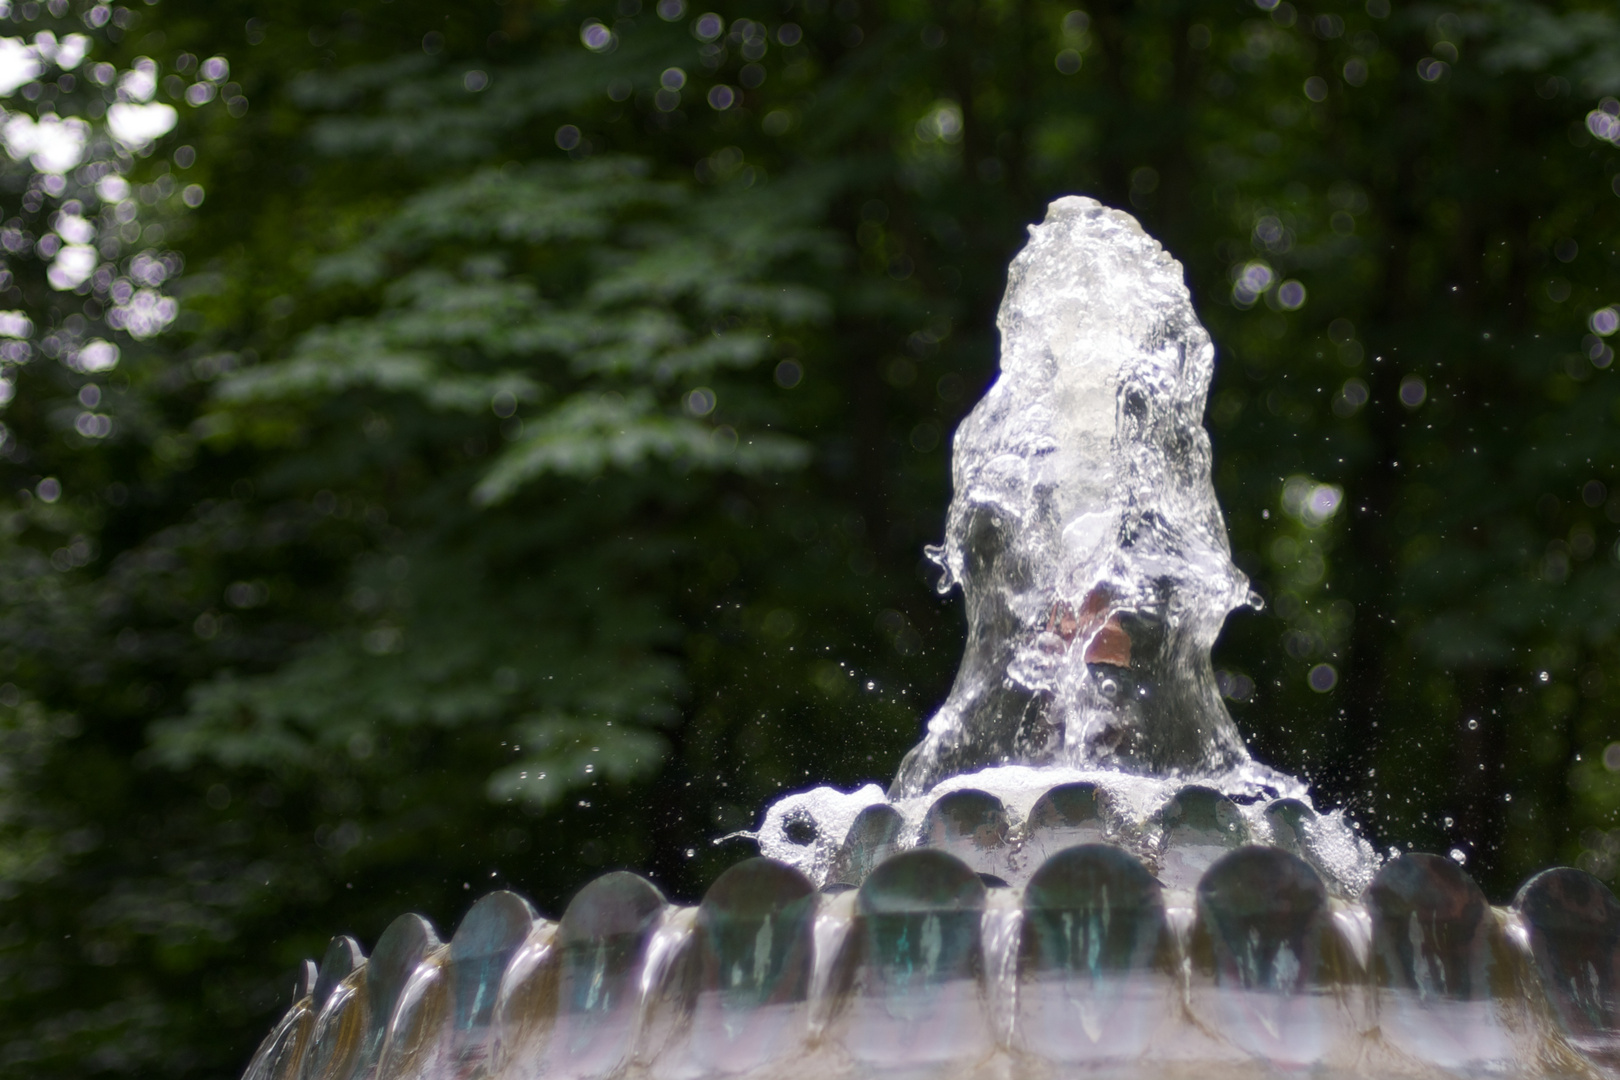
[{"left": 242, "top": 847, "right": 1620, "bottom": 1080}]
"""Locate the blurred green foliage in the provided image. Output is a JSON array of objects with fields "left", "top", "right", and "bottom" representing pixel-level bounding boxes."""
[{"left": 0, "top": 0, "right": 1617, "bottom": 1074}]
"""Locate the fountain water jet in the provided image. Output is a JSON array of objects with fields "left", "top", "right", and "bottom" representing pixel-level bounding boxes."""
[
  {"left": 758, "top": 197, "right": 1374, "bottom": 899},
  {"left": 239, "top": 199, "right": 1620, "bottom": 1080}
]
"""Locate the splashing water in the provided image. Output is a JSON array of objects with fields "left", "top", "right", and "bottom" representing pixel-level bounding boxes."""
[
  {"left": 759, "top": 197, "right": 1375, "bottom": 896},
  {"left": 896, "top": 196, "right": 1258, "bottom": 792}
]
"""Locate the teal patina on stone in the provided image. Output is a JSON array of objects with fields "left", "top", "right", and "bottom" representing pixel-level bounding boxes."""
[
  {"left": 687, "top": 857, "right": 817, "bottom": 1073},
  {"left": 843, "top": 849, "right": 991, "bottom": 1067},
  {"left": 373, "top": 895, "right": 536, "bottom": 1080},
  {"left": 553, "top": 871, "right": 667, "bottom": 1077},
  {"left": 1197, "top": 847, "right": 1330, "bottom": 989},
  {"left": 449, "top": 890, "right": 537, "bottom": 1033},
  {"left": 1515, "top": 868, "right": 1620, "bottom": 1064},
  {"left": 1017, "top": 844, "right": 1169, "bottom": 1061}
]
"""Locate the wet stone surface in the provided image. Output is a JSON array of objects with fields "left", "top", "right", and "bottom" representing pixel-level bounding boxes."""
[
  {"left": 1515, "top": 867, "right": 1620, "bottom": 1065},
  {"left": 917, "top": 789, "right": 1010, "bottom": 884},
  {"left": 1017, "top": 843, "right": 1170, "bottom": 1061},
  {"left": 843, "top": 849, "right": 991, "bottom": 1068},
  {"left": 1153, "top": 785, "right": 1249, "bottom": 890},
  {"left": 552, "top": 871, "right": 667, "bottom": 1079},
  {"left": 371, "top": 889, "right": 540, "bottom": 1080},
  {"left": 450, "top": 890, "right": 537, "bottom": 1031},
  {"left": 241, "top": 998, "right": 313, "bottom": 1080},
  {"left": 1262, "top": 798, "right": 1313, "bottom": 855},
  {"left": 1367, "top": 853, "right": 1509, "bottom": 1068},
  {"left": 827, "top": 803, "right": 905, "bottom": 889},
  {"left": 685, "top": 857, "right": 817, "bottom": 1074},
  {"left": 1194, "top": 846, "right": 1337, "bottom": 1065},
  {"left": 245, "top": 850, "right": 1620, "bottom": 1080},
  {"left": 313, "top": 935, "right": 365, "bottom": 1013},
  {"left": 303, "top": 956, "right": 369, "bottom": 1080},
  {"left": 1022, "top": 782, "right": 1110, "bottom": 865},
  {"left": 368, "top": 914, "right": 446, "bottom": 1080},
  {"left": 1369, "top": 854, "right": 1494, "bottom": 998},
  {"left": 292, "top": 959, "right": 318, "bottom": 1005}
]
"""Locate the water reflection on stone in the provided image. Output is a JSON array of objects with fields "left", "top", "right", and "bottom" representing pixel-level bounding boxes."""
[
  {"left": 1017, "top": 844, "right": 1170, "bottom": 1062},
  {"left": 917, "top": 789, "right": 1010, "bottom": 884},
  {"left": 241, "top": 964, "right": 316, "bottom": 1080},
  {"left": 1193, "top": 846, "right": 1341, "bottom": 1066},
  {"left": 1262, "top": 797, "right": 1312, "bottom": 855},
  {"left": 380, "top": 892, "right": 538, "bottom": 1080},
  {"left": 1022, "top": 782, "right": 1109, "bottom": 866},
  {"left": 489, "top": 910, "right": 561, "bottom": 1079},
  {"left": 1515, "top": 867, "right": 1620, "bottom": 1066},
  {"left": 827, "top": 804, "right": 904, "bottom": 889},
  {"left": 246, "top": 939, "right": 362, "bottom": 1080},
  {"left": 839, "top": 849, "right": 992, "bottom": 1070},
  {"left": 682, "top": 858, "right": 816, "bottom": 1076},
  {"left": 303, "top": 955, "right": 370, "bottom": 1080},
  {"left": 337, "top": 914, "right": 440, "bottom": 1080},
  {"left": 314, "top": 936, "right": 366, "bottom": 1012},
  {"left": 549, "top": 872, "right": 667, "bottom": 1079},
  {"left": 1153, "top": 785, "right": 1248, "bottom": 890},
  {"left": 1368, "top": 853, "right": 1510, "bottom": 1068},
  {"left": 241, "top": 850, "right": 1620, "bottom": 1079}
]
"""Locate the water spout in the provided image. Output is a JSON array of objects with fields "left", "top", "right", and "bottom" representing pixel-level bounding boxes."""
[
  {"left": 757, "top": 198, "right": 1369, "bottom": 898},
  {"left": 896, "top": 196, "right": 1255, "bottom": 793}
]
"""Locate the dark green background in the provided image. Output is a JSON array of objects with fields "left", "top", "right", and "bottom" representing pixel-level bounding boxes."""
[{"left": 1, "top": 0, "right": 1618, "bottom": 1074}]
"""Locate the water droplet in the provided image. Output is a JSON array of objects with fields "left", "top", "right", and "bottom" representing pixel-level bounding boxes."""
[{"left": 1467, "top": 718, "right": 1478, "bottom": 730}]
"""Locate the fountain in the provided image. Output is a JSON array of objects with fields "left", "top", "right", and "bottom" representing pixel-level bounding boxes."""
[{"left": 239, "top": 199, "right": 1620, "bottom": 1080}]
